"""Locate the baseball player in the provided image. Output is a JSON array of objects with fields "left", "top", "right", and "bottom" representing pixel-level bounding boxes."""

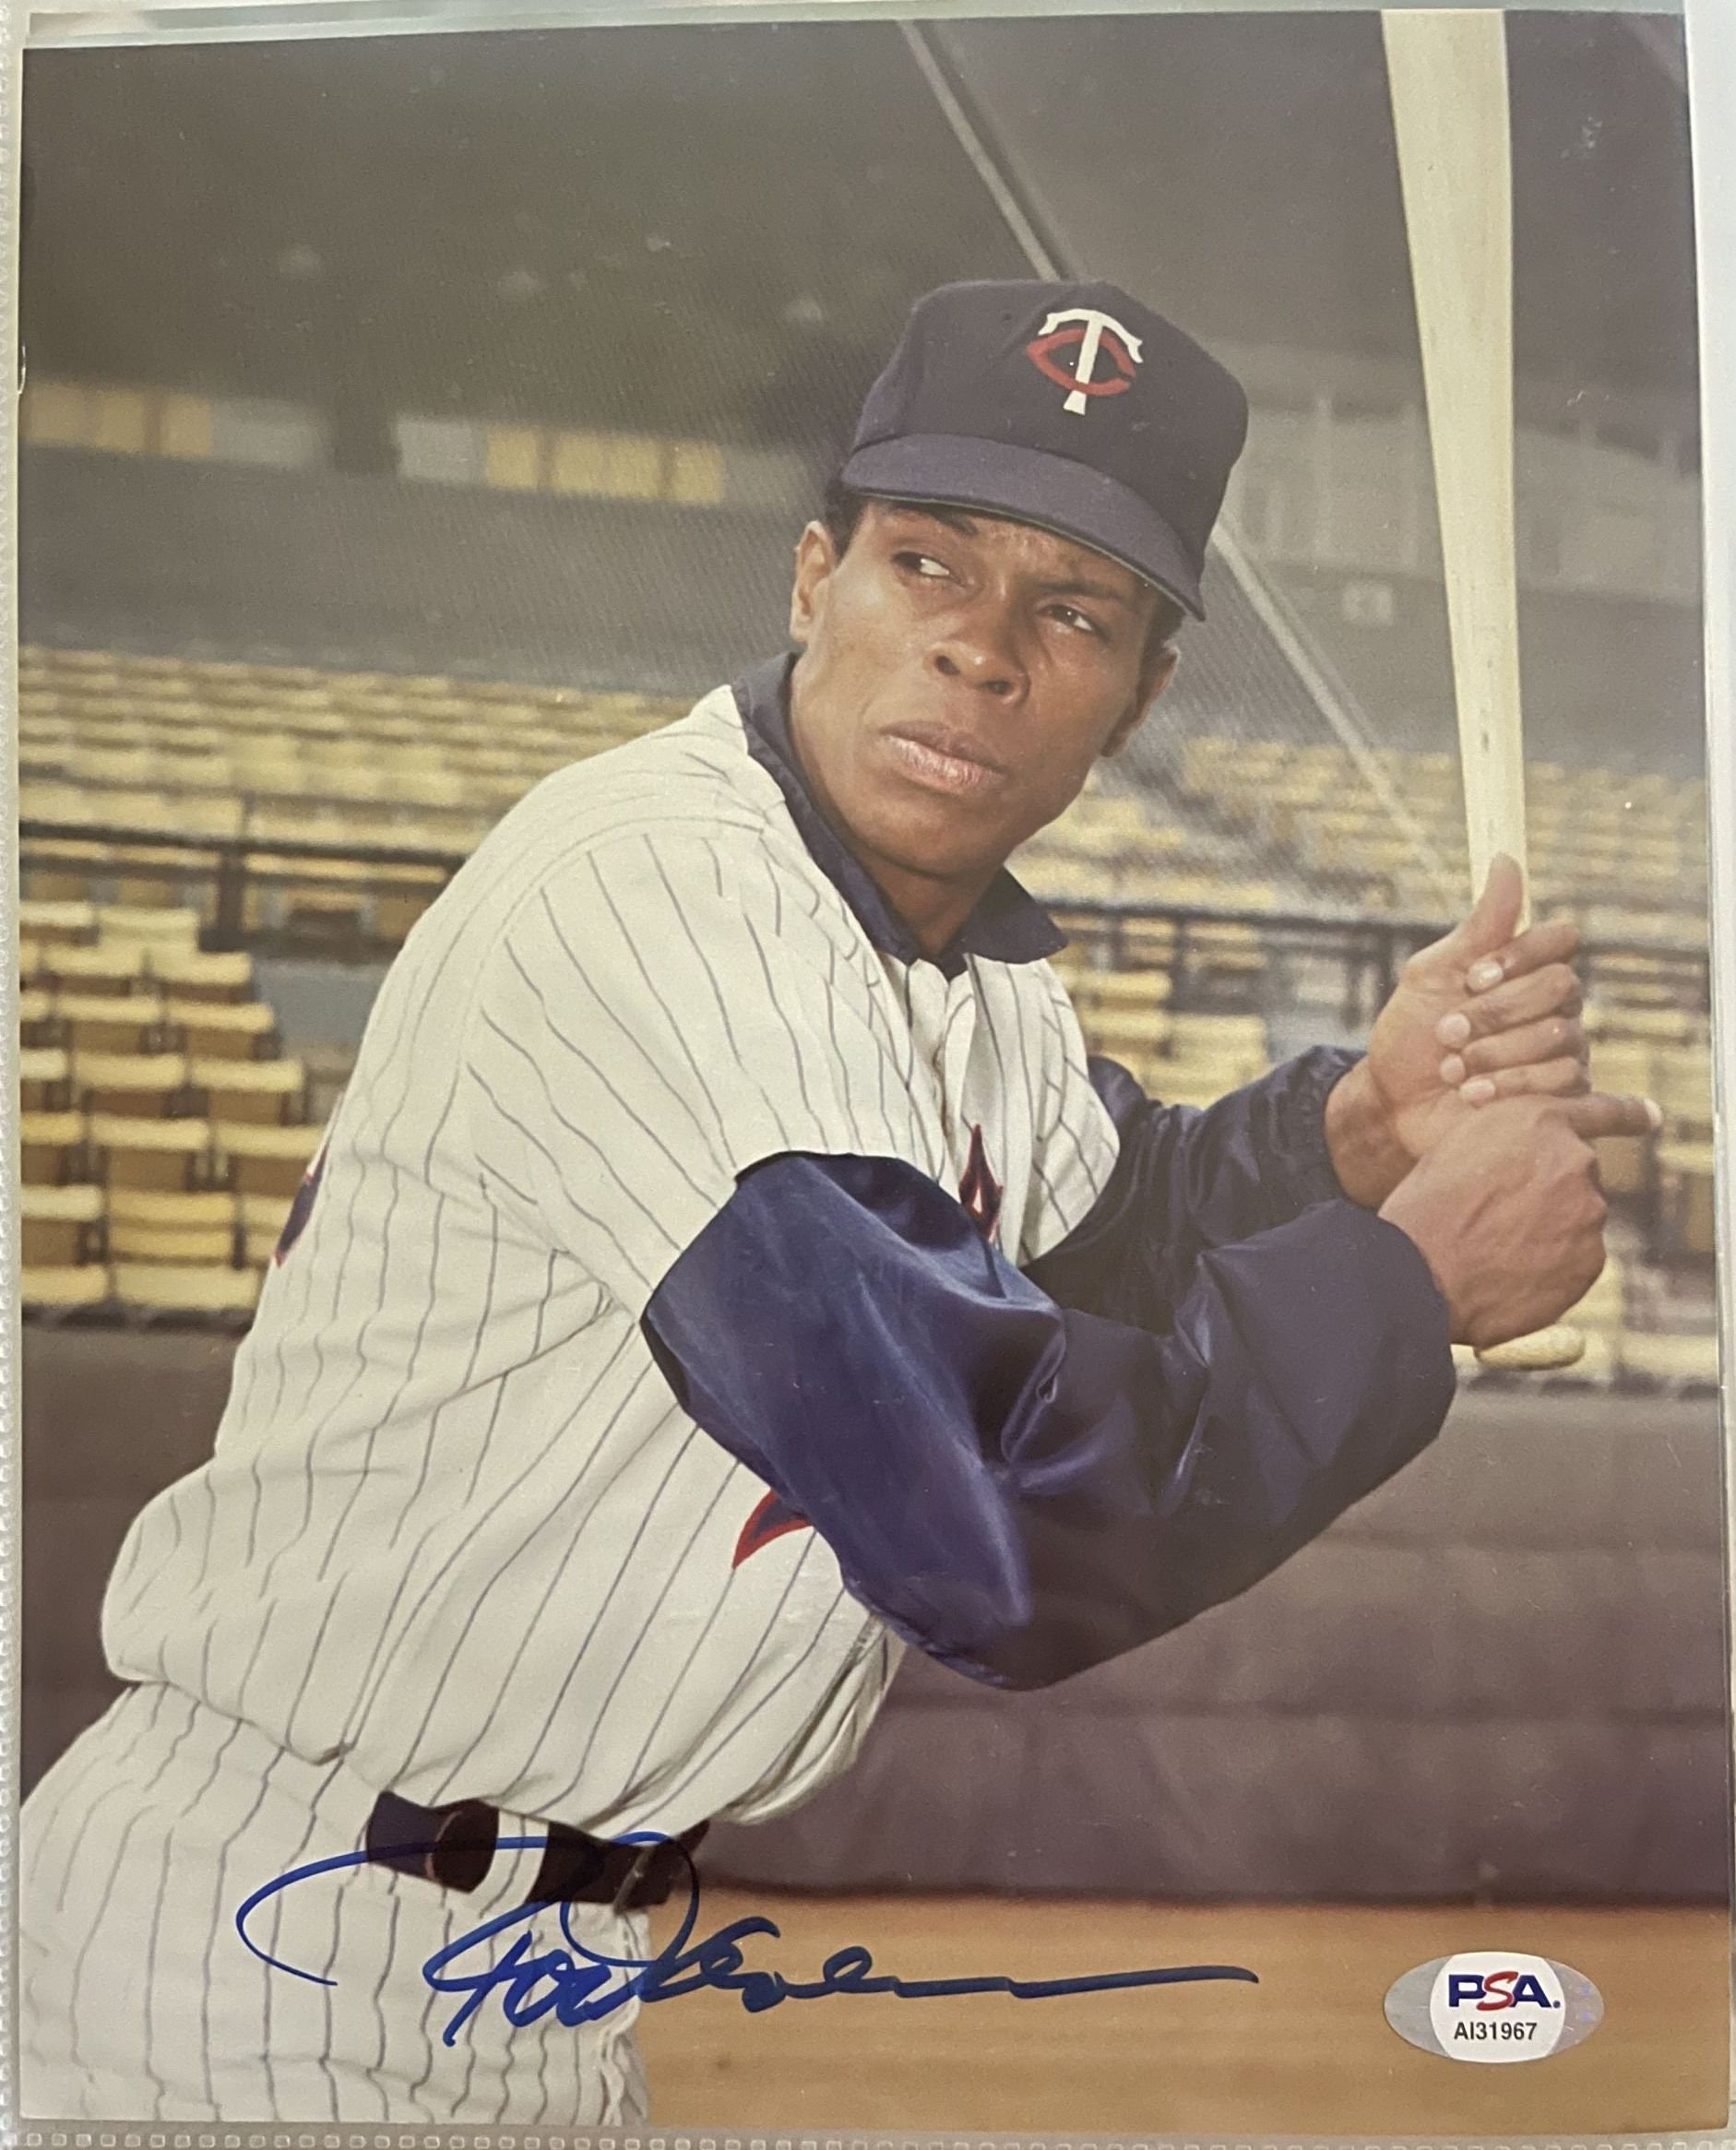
[{"left": 21, "top": 280, "right": 1650, "bottom": 2125}]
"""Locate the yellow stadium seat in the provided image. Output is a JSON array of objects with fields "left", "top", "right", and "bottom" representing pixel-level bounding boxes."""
[
  {"left": 20, "top": 1046, "right": 71, "bottom": 1111},
  {"left": 1655, "top": 1050, "right": 1714, "bottom": 1142},
  {"left": 1116, "top": 921, "right": 1181, "bottom": 970},
  {"left": 164, "top": 998, "right": 278, "bottom": 1060},
  {"left": 216, "top": 1120, "right": 323, "bottom": 1197},
  {"left": 1657, "top": 1138, "right": 1717, "bottom": 1258},
  {"left": 23, "top": 1264, "right": 112, "bottom": 1313},
  {"left": 372, "top": 870, "right": 447, "bottom": 944},
  {"left": 108, "top": 1188, "right": 238, "bottom": 1266},
  {"left": 20, "top": 1111, "right": 86, "bottom": 1184},
  {"left": 37, "top": 943, "right": 149, "bottom": 995},
  {"left": 1171, "top": 1013, "right": 1270, "bottom": 1057},
  {"left": 54, "top": 993, "right": 163, "bottom": 1055},
  {"left": 18, "top": 988, "right": 56, "bottom": 1044},
  {"left": 112, "top": 1261, "right": 260, "bottom": 1316},
  {"left": 1072, "top": 970, "right": 1174, "bottom": 1011},
  {"left": 70, "top": 746, "right": 160, "bottom": 789},
  {"left": 194, "top": 1058, "right": 307, "bottom": 1125},
  {"left": 1082, "top": 1008, "right": 1174, "bottom": 1061},
  {"left": 20, "top": 1183, "right": 104, "bottom": 1268},
  {"left": 275, "top": 872, "right": 369, "bottom": 943},
  {"left": 1562, "top": 1254, "right": 1626, "bottom": 1336},
  {"left": 1142, "top": 1056, "right": 1261, "bottom": 1111},
  {"left": 149, "top": 949, "right": 255, "bottom": 1002},
  {"left": 22, "top": 847, "right": 113, "bottom": 907},
  {"left": 74, "top": 1051, "right": 190, "bottom": 1117},
  {"left": 1587, "top": 1037, "right": 1657, "bottom": 1096},
  {"left": 1617, "top": 1327, "right": 1719, "bottom": 1385},
  {"left": 98, "top": 905, "right": 202, "bottom": 953},
  {"left": 19, "top": 899, "right": 96, "bottom": 944},
  {"left": 89, "top": 1113, "right": 212, "bottom": 1193},
  {"left": 1585, "top": 1002, "right": 1698, "bottom": 1043}
]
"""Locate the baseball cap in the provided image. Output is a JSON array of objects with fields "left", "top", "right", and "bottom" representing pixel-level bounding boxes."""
[{"left": 841, "top": 279, "right": 1249, "bottom": 621}]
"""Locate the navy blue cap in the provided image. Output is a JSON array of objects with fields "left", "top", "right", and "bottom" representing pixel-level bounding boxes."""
[{"left": 841, "top": 279, "right": 1249, "bottom": 621}]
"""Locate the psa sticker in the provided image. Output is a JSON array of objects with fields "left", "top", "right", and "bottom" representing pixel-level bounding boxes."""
[{"left": 1385, "top": 1951, "right": 1603, "bottom": 2064}]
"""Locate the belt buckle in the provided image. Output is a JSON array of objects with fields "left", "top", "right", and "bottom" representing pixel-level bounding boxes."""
[{"left": 609, "top": 1842, "right": 658, "bottom": 1915}]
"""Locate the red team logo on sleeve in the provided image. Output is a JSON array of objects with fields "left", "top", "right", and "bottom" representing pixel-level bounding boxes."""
[{"left": 731, "top": 1490, "right": 811, "bottom": 1569}]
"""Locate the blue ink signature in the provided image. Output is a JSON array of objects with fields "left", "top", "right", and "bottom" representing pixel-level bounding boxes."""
[{"left": 237, "top": 1832, "right": 1257, "bottom": 2046}]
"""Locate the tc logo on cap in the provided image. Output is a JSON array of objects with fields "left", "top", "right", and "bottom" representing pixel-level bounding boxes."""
[{"left": 1025, "top": 306, "right": 1144, "bottom": 415}]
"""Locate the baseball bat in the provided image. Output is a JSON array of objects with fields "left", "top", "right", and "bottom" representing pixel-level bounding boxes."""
[{"left": 1383, "top": 7, "right": 1585, "bottom": 1372}]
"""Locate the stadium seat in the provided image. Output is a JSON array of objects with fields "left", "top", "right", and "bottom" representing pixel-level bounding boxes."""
[
  {"left": 1657, "top": 1139, "right": 1717, "bottom": 1259},
  {"left": 1142, "top": 1056, "right": 1259, "bottom": 1111},
  {"left": 1616, "top": 1327, "right": 1720, "bottom": 1385},
  {"left": 108, "top": 1188, "right": 238, "bottom": 1266},
  {"left": 89, "top": 1113, "right": 211, "bottom": 1192},
  {"left": 36, "top": 943, "right": 149, "bottom": 995},
  {"left": 97, "top": 904, "right": 202, "bottom": 953},
  {"left": 195, "top": 1058, "right": 306, "bottom": 1123},
  {"left": 1554, "top": 1254, "right": 1628, "bottom": 1381},
  {"left": 1655, "top": 1048, "right": 1714, "bottom": 1141},
  {"left": 1170, "top": 1013, "right": 1270, "bottom": 1058},
  {"left": 149, "top": 948, "right": 254, "bottom": 1001},
  {"left": 20, "top": 1111, "right": 86, "bottom": 1184},
  {"left": 22, "top": 1264, "right": 112, "bottom": 1313},
  {"left": 20, "top": 1047, "right": 72, "bottom": 1111},
  {"left": 111, "top": 1262, "right": 260, "bottom": 1317},
  {"left": 215, "top": 1120, "right": 324, "bottom": 1196},
  {"left": 19, "top": 899, "right": 97, "bottom": 944},
  {"left": 73, "top": 1051, "right": 190, "bottom": 1117},
  {"left": 1184, "top": 919, "right": 1269, "bottom": 990},
  {"left": 71, "top": 745, "right": 159, "bottom": 789},
  {"left": 164, "top": 998, "right": 278, "bottom": 1060},
  {"left": 1115, "top": 919, "right": 1182, "bottom": 971},
  {"left": 54, "top": 992, "right": 163, "bottom": 1055},
  {"left": 1072, "top": 969, "right": 1175, "bottom": 1011},
  {"left": 372, "top": 867, "right": 448, "bottom": 944},
  {"left": 20, "top": 1183, "right": 103, "bottom": 1267},
  {"left": 18, "top": 989, "right": 56, "bottom": 1044},
  {"left": 1079, "top": 1006, "right": 1173, "bottom": 1062},
  {"left": 1587, "top": 1001, "right": 1699, "bottom": 1043}
]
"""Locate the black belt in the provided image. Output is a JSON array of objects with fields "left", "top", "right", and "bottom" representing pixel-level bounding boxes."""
[{"left": 365, "top": 1789, "right": 707, "bottom": 1911}]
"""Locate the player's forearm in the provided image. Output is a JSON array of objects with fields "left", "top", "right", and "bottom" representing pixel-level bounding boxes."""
[{"left": 642, "top": 1150, "right": 1457, "bottom": 1689}]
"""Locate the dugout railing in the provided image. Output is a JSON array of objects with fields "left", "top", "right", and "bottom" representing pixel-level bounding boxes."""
[{"left": 19, "top": 815, "right": 1714, "bottom": 1029}]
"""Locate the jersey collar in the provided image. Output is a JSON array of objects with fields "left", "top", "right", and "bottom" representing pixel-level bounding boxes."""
[{"left": 732, "top": 652, "right": 1066, "bottom": 980}]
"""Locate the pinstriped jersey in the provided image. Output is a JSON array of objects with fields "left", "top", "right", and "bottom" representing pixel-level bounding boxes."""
[{"left": 101, "top": 676, "right": 1124, "bottom": 1836}]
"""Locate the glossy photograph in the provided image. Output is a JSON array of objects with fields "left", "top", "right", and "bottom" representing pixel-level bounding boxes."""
[{"left": 10, "top": 2, "right": 1730, "bottom": 2136}]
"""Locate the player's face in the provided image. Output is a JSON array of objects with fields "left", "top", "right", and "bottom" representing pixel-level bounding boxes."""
[{"left": 787, "top": 502, "right": 1178, "bottom": 951}]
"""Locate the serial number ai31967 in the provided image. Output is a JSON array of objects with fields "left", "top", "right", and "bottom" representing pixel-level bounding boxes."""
[{"left": 1385, "top": 1949, "right": 1605, "bottom": 2065}]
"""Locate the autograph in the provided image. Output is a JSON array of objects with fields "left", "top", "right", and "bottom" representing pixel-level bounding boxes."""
[{"left": 237, "top": 1833, "right": 1258, "bottom": 2047}]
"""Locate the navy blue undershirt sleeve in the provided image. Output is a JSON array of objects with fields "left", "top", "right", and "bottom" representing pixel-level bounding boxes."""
[
  {"left": 641, "top": 1144, "right": 1455, "bottom": 1691},
  {"left": 1029, "top": 1045, "right": 1359, "bottom": 1328}
]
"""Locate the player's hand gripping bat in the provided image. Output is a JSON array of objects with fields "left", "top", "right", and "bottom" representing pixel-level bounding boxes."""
[{"left": 1383, "top": 7, "right": 1585, "bottom": 1372}]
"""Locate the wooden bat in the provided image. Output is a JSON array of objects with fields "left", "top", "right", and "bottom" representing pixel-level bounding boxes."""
[{"left": 1383, "top": 7, "right": 1584, "bottom": 1372}]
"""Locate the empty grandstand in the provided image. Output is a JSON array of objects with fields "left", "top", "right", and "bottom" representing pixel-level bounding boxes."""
[{"left": 16, "top": 630, "right": 1716, "bottom": 1382}]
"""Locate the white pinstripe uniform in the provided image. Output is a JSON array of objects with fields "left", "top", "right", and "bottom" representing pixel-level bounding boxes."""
[{"left": 20, "top": 679, "right": 1123, "bottom": 2124}]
